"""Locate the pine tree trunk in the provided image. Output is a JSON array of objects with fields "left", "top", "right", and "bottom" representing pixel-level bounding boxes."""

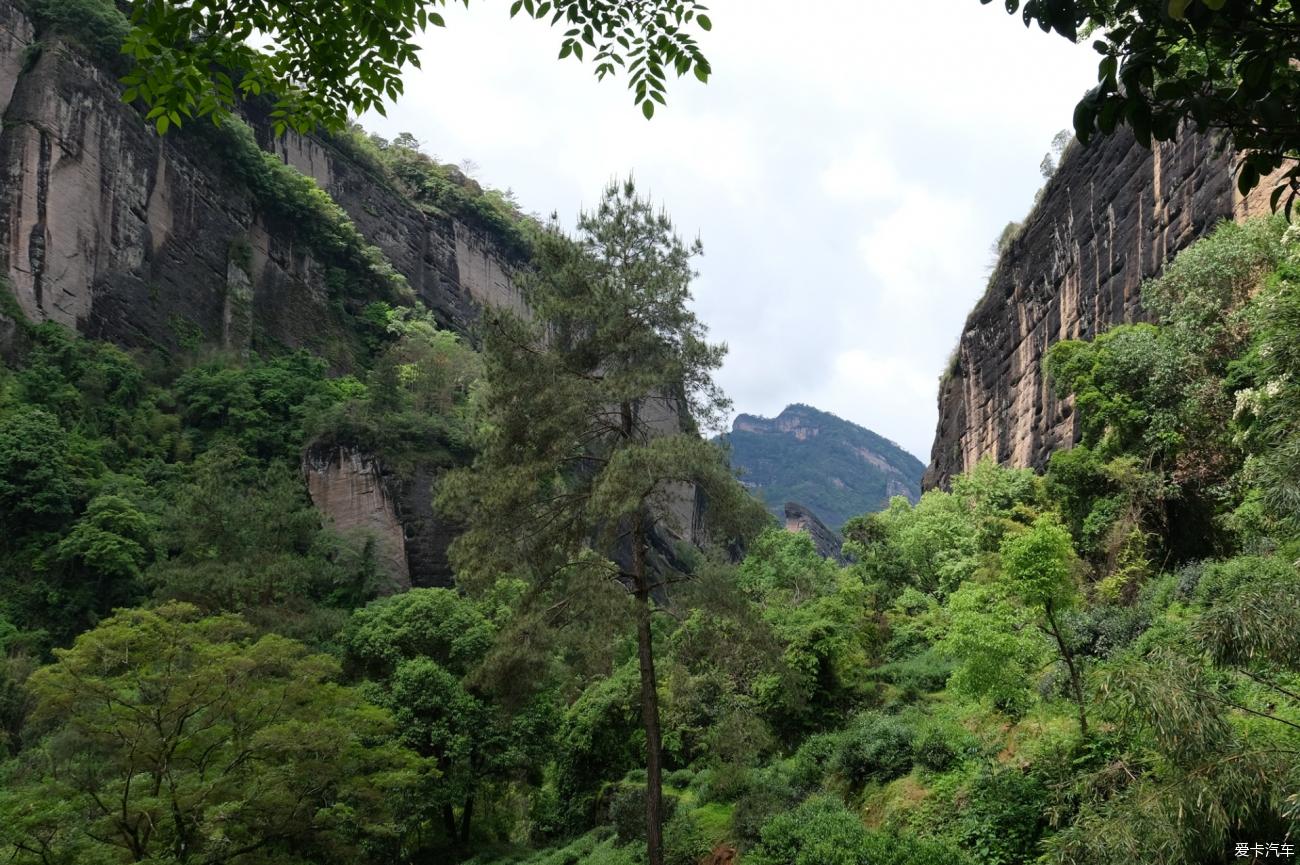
[
  {"left": 1045, "top": 600, "right": 1088, "bottom": 737},
  {"left": 633, "top": 516, "right": 665, "bottom": 865}
]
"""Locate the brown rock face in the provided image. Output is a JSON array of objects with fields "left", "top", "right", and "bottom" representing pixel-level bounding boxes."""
[
  {"left": 0, "top": 2, "right": 529, "bottom": 589},
  {"left": 924, "top": 128, "right": 1280, "bottom": 489},
  {"left": 784, "top": 501, "right": 846, "bottom": 564},
  {"left": 0, "top": 2, "right": 522, "bottom": 361},
  {"left": 304, "top": 446, "right": 411, "bottom": 593}
]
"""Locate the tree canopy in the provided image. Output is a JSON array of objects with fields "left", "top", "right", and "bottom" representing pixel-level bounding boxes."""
[
  {"left": 986, "top": 0, "right": 1300, "bottom": 205},
  {"left": 0, "top": 603, "right": 430, "bottom": 865},
  {"left": 120, "top": 0, "right": 714, "bottom": 135}
]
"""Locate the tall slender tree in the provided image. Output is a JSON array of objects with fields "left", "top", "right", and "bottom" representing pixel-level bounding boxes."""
[{"left": 439, "top": 178, "right": 764, "bottom": 865}]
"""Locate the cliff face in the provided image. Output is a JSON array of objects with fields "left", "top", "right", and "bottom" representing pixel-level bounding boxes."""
[
  {"left": 0, "top": 2, "right": 522, "bottom": 360},
  {"left": 924, "top": 128, "right": 1280, "bottom": 489},
  {"left": 303, "top": 446, "right": 412, "bottom": 594},
  {"left": 0, "top": 0, "right": 527, "bottom": 587},
  {"left": 783, "top": 502, "right": 846, "bottom": 564}
]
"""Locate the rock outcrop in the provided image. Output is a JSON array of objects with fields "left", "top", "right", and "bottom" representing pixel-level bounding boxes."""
[
  {"left": 784, "top": 501, "right": 846, "bottom": 564},
  {"left": 924, "top": 128, "right": 1280, "bottom": 489},
  {"left": 303, "top": 446, "right": 411, "bottom": 593},
  {"left": 0, "top": 0, "right": 534, "bottom": 587},
  {"left": 0, "top": 0, "right": 522, "bottom": 362}
]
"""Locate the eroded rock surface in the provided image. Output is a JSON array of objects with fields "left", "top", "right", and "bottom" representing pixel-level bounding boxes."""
[
  {"left": 784, "top": 501, "right": 846, "bottom": 564},
  {"left": 0, "top": 0, "right": 522, "bottom": 361},
  {"left": 924, "top": 129, "right": 1280, "bottom": 489},
  {"left": 304, "top": 446, "right": 411, "bottom": 594}
]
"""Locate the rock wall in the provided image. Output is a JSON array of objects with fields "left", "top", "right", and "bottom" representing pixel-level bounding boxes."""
[
  {"left": 0, "top": 0, "right": 524, "bottom": 359},
  {"left": 0, "top": 0, "right": 537, "bottom": 587},
  {"left": 304, "top": 446, "right": 411, "bottom": 594},
  {"left": 784, "top": 501, "right": 846, "bottom": 564},
  {"left": 924, "top": 128, "right": 1280, "bottom": 489}
]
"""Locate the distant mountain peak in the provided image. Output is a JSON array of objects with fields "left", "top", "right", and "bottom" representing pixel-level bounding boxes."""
[{"left": 722, "top": 404, "right": 924, "bottom": 530}]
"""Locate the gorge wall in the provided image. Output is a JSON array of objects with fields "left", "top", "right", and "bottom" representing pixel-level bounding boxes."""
[
  {"left": 0, "top": 1, "right": 523, "bottom": 359},
  {"left": 924, "top": 126, "right": 1281, "bottom": 489},
  {"left": 0, "top": 0, "right": 526, "bottom": 587}
]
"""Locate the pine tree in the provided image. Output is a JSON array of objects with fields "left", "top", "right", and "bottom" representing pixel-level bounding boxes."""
[{"left": 439, "top": 178, "right": 764, "bottom": 865}]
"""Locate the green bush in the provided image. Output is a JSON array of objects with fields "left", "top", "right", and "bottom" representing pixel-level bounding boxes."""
[
  {"left": 730, "top": 765, "right": 799, "bottom": 846},
  {"left": 1076, "top": 603, "right": 1150, "bottom": 658},
  {"left": 664, "top": 768, "right": 694, "bottom": 789},
  {"left": 746, "top": 795, "right": 969, "bottom": 865},
  {"left": 834, "top": 713, "right": 915, "bottom": 787},
  {"left": 28, "top": 0, "right": 128, "bottom": 62},
  {"left": 607, "top": 782, "right": 676, "bottom": 845},
  {"left": 912, "top": 726, "right": 957, "bottom": 772},
  {"left": 664, "top": 810, "right": 711, "bottom": 865},
  {"left": 871, "top": 648, "right": 953, "bottom": 698},
  {"left": 788, "top": 731, "right": 842, "bottom": 791},
  {"left": 745, "top": 795, "right": 874, "bottom": 865},
  {"left": 957, "top": 769, "right": 1049, "bottom": 865},
  {"left": 1194, "top": 555, "right": 1297, "bottom": 606}
]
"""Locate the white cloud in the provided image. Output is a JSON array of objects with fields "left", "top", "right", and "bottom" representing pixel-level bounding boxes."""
[
  {"left": 363, "top": 0, "right": 1100, "bottom": 464},
  {"left": 856, "top": 188, "right": 984, "bottom": 313},
  {"left": 820, "top": 135, "right": 903, "bottom": 203}
]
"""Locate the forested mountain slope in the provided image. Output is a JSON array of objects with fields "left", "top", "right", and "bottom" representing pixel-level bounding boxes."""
[{"left": 722, "top": 404, "right": 923, "bottom": 529}]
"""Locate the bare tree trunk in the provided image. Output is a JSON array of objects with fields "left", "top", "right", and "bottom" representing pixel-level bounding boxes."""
[
  {"left": 633, "top": 514, "right": 665, "bottom": 865},
  {"left": 1045, "top": 600, "right": 1088, "bottom": 737}
]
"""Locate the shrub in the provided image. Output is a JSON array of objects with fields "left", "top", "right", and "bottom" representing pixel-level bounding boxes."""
[
  {"left": 664, "top": 810, "right": 711, "bottom": 865},
  {"left": 664, "top": 768, "right": 694, "bottom": 789},
  {"left": 692, "top": 761, "right": 752, "bottom": 804},
  {"left": 28, "top": 0, "right": 128, "bottom": 62},
  {"left": 834, "top": 713, "right": 916, "bottom": 787},
  {"left": 913, "top": 726, "right": 958, "bottom": 772},
  {"left": 745, "top": 795, "right": 873, "bottom": 865},
  {"left": 958, "top": 768, "right": 1049, "bottom": 865},
  {"left": 746, "top": 795, "right": 970, "bottom": 865},
  {"left": 787, "top": 731, "right": 841, "bottom": 792},
  {"left": 607, "top": 782, "right": 677, "bottom": 845},
  {"left": 1194, "top": 555, "right": 1297, "bottom": 606},
  {"left": 871, "top": 648, "right": 954, "bottom": 698},
  {"left": 730, "top": 765, "right": 799, "bottom": 846},
  {"left": 1076, "top": 604, "right": 1150, "bottom": 658}
]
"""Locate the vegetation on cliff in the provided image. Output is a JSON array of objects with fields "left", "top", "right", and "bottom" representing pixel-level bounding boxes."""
[{"left": 8, "top": 4, "right": 1300, "bottom": 849}]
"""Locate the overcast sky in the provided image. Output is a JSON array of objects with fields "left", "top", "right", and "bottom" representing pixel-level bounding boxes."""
[{"left": 360, "top": 1, "right": 1099, "bottom": 462}]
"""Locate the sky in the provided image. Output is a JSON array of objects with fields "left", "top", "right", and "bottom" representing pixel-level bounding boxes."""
[{"left": 360, "top": 0, "right": 1100, "bottom": 462}]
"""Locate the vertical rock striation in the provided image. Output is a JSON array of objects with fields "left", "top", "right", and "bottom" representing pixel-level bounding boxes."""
[
  {"left": 0, "top": 0, "right": 531, "bottom": 589},
  {"left": 924, "top": 128, "right": 1280, "bottom": 489},
  {"left": 0, "top": 0, "right": 524, "bottom": 360},
  {"left": 303, "top": 446, "right": 412, "bottom": 594}
]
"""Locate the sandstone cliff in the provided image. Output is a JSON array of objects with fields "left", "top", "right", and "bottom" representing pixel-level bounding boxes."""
[
  {"left": 924, "top": 128, "right": 1280, "bottom": 489},
  {"left": 0, "top": 0, "right": 526, "bottom": 587},
  {"left": 0, "top": 1, "right": 523, "bottom": 359},
  {"left": 783, "top": 501, "right": 847, "bottom": 564}
]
